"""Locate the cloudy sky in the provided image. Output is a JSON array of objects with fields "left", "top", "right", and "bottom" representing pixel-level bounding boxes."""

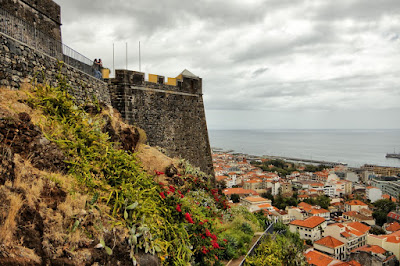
[{"left": 54, "top": 0, "right": 400, "bottom": 130}]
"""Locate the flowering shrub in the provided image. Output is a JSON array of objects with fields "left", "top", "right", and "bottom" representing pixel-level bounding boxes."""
[{"left": 27, "top": 78, "right": 261, "bottom": 265}]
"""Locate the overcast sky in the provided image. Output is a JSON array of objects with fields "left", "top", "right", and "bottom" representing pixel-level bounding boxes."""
[{"left": 54, "top": 0, "right": 400, "bottom": 130}]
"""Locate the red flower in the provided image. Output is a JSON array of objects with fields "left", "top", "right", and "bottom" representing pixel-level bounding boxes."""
[
  {"left": 214, "top": 255, "right": 218, "bottom": 261},
  {"left": 169, "top": 185, "right": 175, "bottom": 193},
  {"left": 205, "top": 229, "right": 211, "bottom": 237},
  {"left": 155, "top": 170, "right": 165, "bottom": 175},
  {"left": 223, "top": 239, "right": 227, "bottom": 242},
  {"left": 167, "top": 191, "right": 172, "bottom": 195},
  {"left": 185, "top": 213, "right": 194, "bottom": 224},
  {"left": 211, "top": 234, "right": 217, "bottom": 241},
  {"left": 203, "top": 219, "right": 208, "bottom": 223},
  {"left": 159, "top": 192, "right": 166, "bottom": 199},
  {"left": 201, "top": 246, "right": 208, "bottom": 254},
  {"left": 176, "top": 204, "right": 182, "bottom": 212},
  {"left": 201, "top": 234, "right": 206, "bottom": 239},
  {"left": 180, "top": 194, "right": 184, "bottom": 198},
  {"left": 211, "top": 240, "right": 220, "bottom": 249}
]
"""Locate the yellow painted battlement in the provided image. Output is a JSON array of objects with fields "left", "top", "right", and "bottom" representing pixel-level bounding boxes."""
[
  {"left": 167, "top": 77, "right": 177, "bottom": 86},
  {"left": 149, "top": 73, "right": 183, "bottom": 86}
]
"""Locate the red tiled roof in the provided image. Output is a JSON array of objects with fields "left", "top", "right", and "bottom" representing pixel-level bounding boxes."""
[
  {"left": 314, "top": 236, "right": 344, "bottom": 248},
  {"left": 310, "top": 208, "right": 329, "bottom": 214},
  {"left": 243, "top": 196, "right": 268, "bottom": 202},
  {"left": 304, "top": 250, "right": 336, "bottom": 266},
  {"left": 341, "top": 231, "right": 351, "bottom": 238},
  {"left": 351, "top": 244, "right": 386, "bottom": 254},
  {"left": 333, "top": 261, "right": 362, "bottom": 266},
  {"left": 347, "top": 222, "right": 370, "bottom": 234},
  {"left": 222, "top": 188, "right": 258, "bottom": 195},
  {"left": 345, "top": 200, "right": 368, "bottom": 206},
  {"left": 388, "top": 211, "right": 400, "bottom": 220},
  {"left": 290, "top": 216, "right": 325, "bottom": 229},
  {"left": 386, "top": 222, "right": 400, "bottom": 232},
  {"left": 382, "top": 194, "right": 398, "bottom": 202}
]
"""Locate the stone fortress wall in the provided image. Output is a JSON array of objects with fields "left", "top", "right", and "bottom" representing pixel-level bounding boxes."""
[
  {"left": 109, "top": 70, "right": 214, "bottom": 175},
  {"left": 0, "top": 0, "right": 214, "bottom": 175}
]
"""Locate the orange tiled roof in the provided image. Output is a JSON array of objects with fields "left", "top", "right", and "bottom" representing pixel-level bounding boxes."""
[
  {"left": 341, "top": 231, "right": 351, "bottom": 238},
  {"left": 290, "top": 216, "right": 325, "bottom": 229},
  {"left": 314, "top": 236, "right": 344, "bottom": 248},
  {"left": 351, "top": 244, "right": 386, "bottom": 254},
  {"left": 243, "top": 196, "right": 268, "bottom": 202},
  {"left": 343, "top": 211, "right": 358, "bottom": 217},
  {"left": 386, "top": 222, "right": 400, "bottom": 232},
  {"left": 215, "top": 175, "right": 228, "bottom": 181},
  {"left": 298, "top": 202, "right": 313, "bottom": 211},
  {"left": 382, "top": 194, "right": 398, "bottom": 202},
  {"left": 386, "top": 235, "right": 400, "bottom": 243},
  {"left": 258, "top": 203, "right": 272, "bottom": 209},
  {"left": 222, "top": 188, "right": 258, "bottom": 195},
  {"left": 310, "top": 208, "right": 329, "bottom": 215},
  {"left": 347, "top": 222, "right": 370, "bottom": 234},
  {"left": 304, "top": 250, "right": 336, "bottom": 266},
  {"left": 333, "top": 261, "right": 362, "bottom": 266},
  {"left": 345, "top": 200, "right": 368, "bottom": 206}
]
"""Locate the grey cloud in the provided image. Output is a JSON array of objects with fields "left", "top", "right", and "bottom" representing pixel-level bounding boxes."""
[
  {"left": 54, "top": 0, "right": 400, "bottom": 129},
  {"left": 252, "top": 67, "right": 269, "bottom": 77}
]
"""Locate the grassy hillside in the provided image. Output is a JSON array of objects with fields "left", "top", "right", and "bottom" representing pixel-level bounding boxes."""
[{"left": 0, "top": 77, "right": 263, "bottom": 265}]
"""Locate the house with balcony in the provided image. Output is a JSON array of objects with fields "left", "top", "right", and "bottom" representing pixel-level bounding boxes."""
[
  {"left": 324, "top": 222, "right": 370, "bottom": 255},
  {"left": 289, "top": 216, "right": 327, "bottom": 242},
  {"left": 314, "top": 236, "right": 346, "bottom": 261}
]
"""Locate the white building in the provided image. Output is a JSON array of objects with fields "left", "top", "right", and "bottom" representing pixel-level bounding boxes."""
[
  {"left": 323, "top": 222, "right": 370, "bottom": 255},
  {"left": 314, "top": 236, "right": 346, "bottom": 261},
  {"left": 289, "top": 216, "right": 327, "bottom": 242},
  {"left": 366, "top": 186, "right": 382, "bottom": 203}
]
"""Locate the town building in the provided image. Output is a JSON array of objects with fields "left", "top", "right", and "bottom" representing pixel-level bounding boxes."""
[
  {"left": 365, "top": 186, "right": 382, "bottom": 203},
  {"left": 343, "top": 211, "right": 375, "bottom": 226},
  {"left": 349, "top": 245, "right": 397, "bottom": 266},
  {"left": 241, "top": 196, "right": 271, "bottom": 212},
  {"left": 314, "top": 236, "right": 346, "bottom": 260},
  {"left": 289, "top": 216, "right": 327, "bottom": 242},
  {"left": 344, "top": 200, "right": 369, "bottom": 212},
  {"left": 367, "top": 230, "right": 400, "bottom": 259},
  {"left": 323, "top": 222, "right": 370, "bottom": 254}
]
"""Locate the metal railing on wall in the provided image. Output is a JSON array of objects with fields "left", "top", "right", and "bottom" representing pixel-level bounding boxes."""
[
  {"left": 0, "top": 7, "right": 96, "bottom": 77},
  {"left": 239, "top": 222, "right": 275, "bottom": 266}
]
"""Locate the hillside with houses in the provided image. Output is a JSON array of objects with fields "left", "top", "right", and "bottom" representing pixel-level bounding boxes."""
[{"left": 214, "top": 149, "right": 400, "bottom": 266}]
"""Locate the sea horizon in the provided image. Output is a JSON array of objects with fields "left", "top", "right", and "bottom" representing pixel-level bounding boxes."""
[{"left": 208, "top": 128, "right": 400, "bottom": 168}]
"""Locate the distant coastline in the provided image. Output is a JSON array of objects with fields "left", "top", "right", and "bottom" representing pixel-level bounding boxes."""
[{"left": 209, "top": 129, "right": 400, "bottom": 168}]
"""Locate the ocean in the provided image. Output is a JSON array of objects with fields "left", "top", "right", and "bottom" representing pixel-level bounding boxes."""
[{"left": 208, "top": 129, "right": 400, "bottom": 168}]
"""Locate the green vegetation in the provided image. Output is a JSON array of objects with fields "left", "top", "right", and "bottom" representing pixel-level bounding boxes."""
[
  {"left": 244, "top": 224, "right": 307, "bottom": 266},
  {"left": 369, "top": 226, "right": 386, "bottom": 235},
  {"left": 372, "top": 199, "right": 397, "bottom": 226},
  {"left": 303, "top": 164, "right": 328, "bottom": 173},
  {"left": 258, "top": 159, "right": 297, "bottom": 176},
  {"left": 303, "top": 195, "right": 331, "bottom": 209},
  {"left": 25, "top": 77, "right": 268, "bottom": 265},
  {"left": 273, "top": 194, "right": 298, "bottom": 210},
  {"left": 231, "top": 193, "right": 240, "bottom": 203},
  {"left": 251, "top": 159, "right": 327, "bottom": 176}
]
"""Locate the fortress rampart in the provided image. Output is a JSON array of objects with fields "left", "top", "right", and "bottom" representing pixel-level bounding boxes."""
[
  {"left": 109, "top": 70, "right": 214, "bottom": 175},
  {"left": 0, "top": 0, "right": 214, "bottom": 176}
]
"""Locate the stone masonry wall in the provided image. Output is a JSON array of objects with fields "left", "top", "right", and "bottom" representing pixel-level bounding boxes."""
[
  {"left": 0, "top": 33, "right": 111, "bottom": 105},
  {"left": 109, "top": 70, "right": 214, "bottom": 176},
  {"left": 0, "top": 0, "right": 61, "bottom": 40}
]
